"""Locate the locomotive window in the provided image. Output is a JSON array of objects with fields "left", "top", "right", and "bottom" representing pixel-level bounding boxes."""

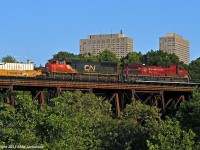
[
  {"left": 51, "top": 61, "right": 56, "bottom": 64},
  {"left": 58, "top": 61, "right": 63, "bottom": 65}
]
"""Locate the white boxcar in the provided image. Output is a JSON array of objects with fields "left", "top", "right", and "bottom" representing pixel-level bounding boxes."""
[{"left": 0, "top": 62, "right": 34, "bottom": 70}]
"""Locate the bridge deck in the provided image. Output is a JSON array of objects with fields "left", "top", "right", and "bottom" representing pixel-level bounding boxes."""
[{"left": 0, "top": 77, "right": 197, "bottom": 92}]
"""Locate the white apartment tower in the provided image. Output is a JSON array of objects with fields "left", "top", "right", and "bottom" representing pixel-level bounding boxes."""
[{"left": 159, "top": 33, "right": 190, "bottom": 64}]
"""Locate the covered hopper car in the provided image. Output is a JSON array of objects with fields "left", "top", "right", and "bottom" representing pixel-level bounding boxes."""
[
  {"left": 0, "top": 62, "right": 34, "bottom": 70},
  {"left": 0, "top": 62, "right": 42, "bottom": 77}
]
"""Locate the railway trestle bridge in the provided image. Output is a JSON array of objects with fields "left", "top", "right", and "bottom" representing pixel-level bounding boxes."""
[{"left": 0, "top": 77, "right": 198, "bottom": 115}]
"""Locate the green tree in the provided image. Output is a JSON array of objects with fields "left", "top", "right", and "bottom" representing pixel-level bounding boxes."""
[
  {"left": 2, "top": 55, "right": 17, "bottom": 63},
  {"left": 53, "top": 51, "right": 98, "bottom": 62},
  {"left": 176, "top": 91, "right": 200, "bottom": 144},
  {"left": 121, "top": 51, "right": 143, "bottom": 64},
  {"left": 0, "top": 91, "right": 40, "bottom": 147},
  {"left": 144, "top": 50, "right": 182, "bottom": 66},
  {"left": 147, "top": 118, "right": 195, "bottom": 150},
  {"left": 100, "top": 101, "right": 163, "bottom": 149},
  {"left": 36, "top": 91, "right": 113, "bottom": 149},
  {"left": 1, "top": 89, "right": 198, "bottom": 149},
  {"left": 119, "top": 101, "right": 162, "bottom": 149},
  {"left": 77, "top": 53, "right": 98, "bottom": 62},
  {"left": 188, "top": 57, "right": 200, "bottom": 82},
  {"left": 0, "top": 91, "right": 113, "bottom": 149},
  {"left": 97, "top": 49, "right": 119, "bottom": 63},
  {"left": 53, "top": 51, "right": 77, "bottom": 61}
]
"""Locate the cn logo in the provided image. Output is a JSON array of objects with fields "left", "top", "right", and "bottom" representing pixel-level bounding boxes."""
[{"left": 84, "top": 65, "right": 96, "bottom": 72}]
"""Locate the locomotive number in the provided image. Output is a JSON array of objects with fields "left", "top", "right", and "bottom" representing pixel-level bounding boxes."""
[{"left": 84, "top": 65, "right": 96, "bottom": 72}]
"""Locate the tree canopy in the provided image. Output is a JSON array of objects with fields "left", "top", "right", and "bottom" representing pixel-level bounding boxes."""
[
  {"left": 53, "top": 49, "right": 120, "bottom": 63},
  {"left": 53, "top": 51, "right": 78, "bottom": 61},
  {"left": 188, "top": 57, "right": 200, "bottom": 82},
  {"left": 144, "top": 50, "right": 184, "bottom": 66},
  {"left": 52, "top": 49, "right": 187, "bottom": 68},
  {"left": 176, "top": 90, "right": 200, "bottom": 145},
  {"left": 2, "top": 55, "right": 17, "bottom": 63},
  {"left": 147, "top": 118, "right": 195, "bottom": 150},
  {"left": 121, "top": 51, "right": 143, "bottom": 64},
  {"left": 1, "top": 90, "right": 199, "bottom": 149},
  {"left": 97, "top": 49, "right": 119, "bottom": 63}
]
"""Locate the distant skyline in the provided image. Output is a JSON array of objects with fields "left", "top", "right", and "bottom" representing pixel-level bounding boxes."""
[{"left": 0, "top": 1, "right": 200, "bottom": 66}]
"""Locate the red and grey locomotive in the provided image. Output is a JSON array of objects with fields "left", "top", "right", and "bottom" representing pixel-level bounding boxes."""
[{"left": 45, "top": 59, "right": 119, "bottom": 82}]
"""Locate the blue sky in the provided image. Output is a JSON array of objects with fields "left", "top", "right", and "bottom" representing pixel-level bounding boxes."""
[{"left": 0, "top": 0, "right": 200, "bottom": 66}]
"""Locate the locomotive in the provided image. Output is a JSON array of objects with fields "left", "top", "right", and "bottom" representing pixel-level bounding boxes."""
[
  {"left": 0, "top": 59, "right": 189, "bottom": 83},
  {"left": 122, "top": 64, "right": 189, "bottom": 82},
  {"left": 45, "top": 59, "right": 119, "bottom": 81}
]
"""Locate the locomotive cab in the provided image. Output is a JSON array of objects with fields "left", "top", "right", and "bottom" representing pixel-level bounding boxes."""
[
  {"left": 45, "top": 59, "right": 77, "bottom": 75},
  {"left": 176, "top": 65, "right": 189, "bottom": 78}
]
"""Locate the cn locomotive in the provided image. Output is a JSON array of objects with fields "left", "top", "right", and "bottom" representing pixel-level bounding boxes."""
[
  {"left": 0, "top": 59, "right": 189, "bottom": 83},
  {"left": 45, "top": 59, "right": 119, "bottom": 81}
]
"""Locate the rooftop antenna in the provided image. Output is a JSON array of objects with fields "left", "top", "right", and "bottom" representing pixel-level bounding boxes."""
[
  {"left": 14, "top": 55, "right": 29, "bottom": 63},
  {"left": 173, "top": 28, "right": 175, "bottom": 35},
  {"left": 100, "top": 29, "right": 102, "bottom": 39},
  {"left": 23, "top": 55, "right": 28, "bottom": 61}
]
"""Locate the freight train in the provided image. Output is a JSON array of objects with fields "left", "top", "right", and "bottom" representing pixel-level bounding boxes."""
[{"left": 0, "top": 59, "right": 190, "bottom": 83}]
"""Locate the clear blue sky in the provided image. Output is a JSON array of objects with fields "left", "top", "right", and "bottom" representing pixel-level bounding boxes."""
[{"left": 0, "top": 0, "right": 200, "bottom": 66}]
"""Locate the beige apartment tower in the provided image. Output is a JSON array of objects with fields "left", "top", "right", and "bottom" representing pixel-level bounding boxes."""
[
  {"left": 80, "top": 31, "right": 133, "bottom": 58},
  {"left": 159, "top": 33, "right": 190, "bottom": 64}
]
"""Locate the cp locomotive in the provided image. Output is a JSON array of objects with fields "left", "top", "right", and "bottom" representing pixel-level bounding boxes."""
[
  {"left": 122, "top": 64, "right": 189, "bottom": 82},
  {"left": 0, "top": 59, "right": 189, "bottom": 83}
]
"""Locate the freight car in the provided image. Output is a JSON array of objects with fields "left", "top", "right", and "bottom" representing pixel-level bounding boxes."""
[
  {"left": 0, "top": 61, "right": 42, "bottom": 77},
  {"left": 0, "top": 70, "right": 42, "bottom": 77},
  {"left": 122, "top": 64, "right": 189, "bottom": 82},
  {"left": 0, "top": 62, "right": 34, "bottom": 70}
]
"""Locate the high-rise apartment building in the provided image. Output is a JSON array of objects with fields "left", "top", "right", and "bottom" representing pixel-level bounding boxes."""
[
  {"left": 159, "top": 33, "right": 190, "bottom": 64},
  {"left": 80, "top": 31, "right": 133, "bottom": 59}
]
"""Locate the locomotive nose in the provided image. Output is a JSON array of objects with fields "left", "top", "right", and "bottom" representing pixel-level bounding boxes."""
[{"left": 45, "top": 67, "right": 50, "bottom": 73}]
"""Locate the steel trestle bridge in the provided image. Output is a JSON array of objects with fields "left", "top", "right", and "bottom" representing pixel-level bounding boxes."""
[{"left": 0, "top": 77, "right": 198, "bottom": 115}]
